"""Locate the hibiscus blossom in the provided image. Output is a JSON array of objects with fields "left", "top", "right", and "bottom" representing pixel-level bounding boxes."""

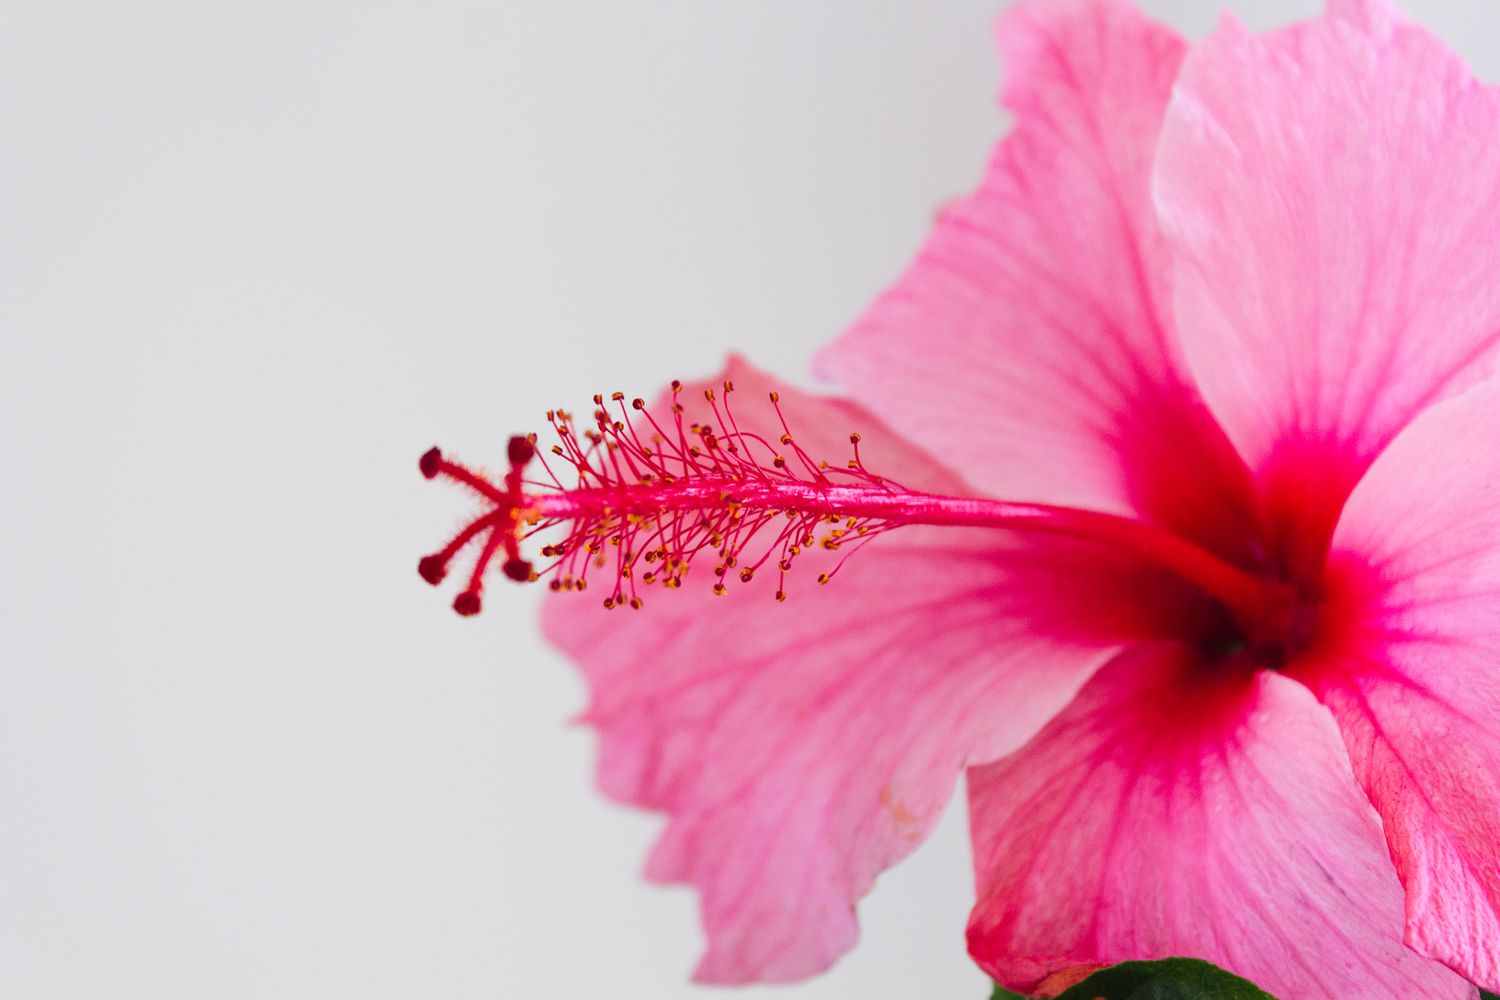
[{"left": 418, "top": 0, "right": 1500, "bottom": 996}]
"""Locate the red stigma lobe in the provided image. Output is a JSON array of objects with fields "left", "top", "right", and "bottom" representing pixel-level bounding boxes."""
[{"left": 417, "top": 435, "right": 537, "bottom": 616}]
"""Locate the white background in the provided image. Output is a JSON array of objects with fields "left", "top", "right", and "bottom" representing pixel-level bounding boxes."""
[{"left": 3, "top": 1, "right": 1496, "bottom": 997}]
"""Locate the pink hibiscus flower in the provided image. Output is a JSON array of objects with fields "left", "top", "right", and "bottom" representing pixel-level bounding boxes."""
[{"left": 418, "top": 0, "right": 1500, "bottom": 996}]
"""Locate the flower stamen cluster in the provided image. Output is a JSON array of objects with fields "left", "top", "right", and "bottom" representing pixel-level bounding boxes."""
[{"left": 417, "top": 380, "right": 902, "bottom": 615}]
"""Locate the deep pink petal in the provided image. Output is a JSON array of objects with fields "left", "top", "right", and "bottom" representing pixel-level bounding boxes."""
[
  {"left": 1297, "top": 379, "right": 1500, "bottom": 990},
  {"left": 1156, "top": 0, "right": 1500, "bottom": 564},
  {"left": 543, "top": 358, "right": 1137, "bottom": 983},
  {"left": 966, "top": 643, "right": 1470, "bottom": 1000},
  {"left": 815, "top": 0, "right": 1258, "bottom": 560}
]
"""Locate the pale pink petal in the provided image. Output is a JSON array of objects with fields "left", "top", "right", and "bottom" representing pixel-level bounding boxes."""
[
  {"left": 1155, "top": 0, "right": 1500, "bottom": 560},
  {"left": 966, "top": 643, "right": 1470, "bottom": 1000},
  {"left": 1299, "top": 379, "right": 1500, "bottom": 990},
  {"left": 815, "top": 0, "right": 1259, "bottom": 559},
  {"left": 543, "top": 357, "right": 1147, "bottom": 983}
]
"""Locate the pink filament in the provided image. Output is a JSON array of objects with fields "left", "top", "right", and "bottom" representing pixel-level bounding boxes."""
[{"left": 417, "top": 382, "right": 1294, "bottom": 637}]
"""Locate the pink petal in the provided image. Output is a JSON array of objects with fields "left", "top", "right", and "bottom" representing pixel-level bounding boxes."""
[
  {"left": 1298, "top": 379, "right": 1500, "bottom": 990},
  {"left": 966, "top": 643, "right": 1470, "bottom": 1000},
  {"left": 544, "top": 357, "right": 1138, "bottom": 983},
  {"left": 1155, "top": 0, "right": 1500, "bottom": 562},
  {"left": 815, "top": 0, "right": 1259, "bottom": 559}
]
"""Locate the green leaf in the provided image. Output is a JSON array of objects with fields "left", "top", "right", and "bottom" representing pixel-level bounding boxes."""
[
  {"left": 990, "top": 958, "right": 1276, "bottom": 1000},
  {"left": 1479, "top": 991, "right": 1499, "bottom": 1000},
  {"left": 990, "top": 985, "right": 1030, "bottom": 1000}
]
